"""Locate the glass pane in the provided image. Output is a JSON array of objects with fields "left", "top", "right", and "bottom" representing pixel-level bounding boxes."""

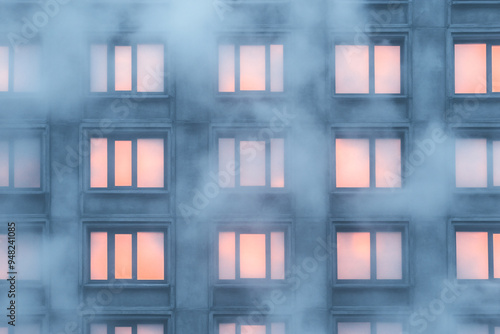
[
  {"left": 114, "top": 140, "right": 132, "bottom": 187},
  {"left": 90, "top": 138, "right": 108, "bottom": 188},
  {"left": 0, "top": 141, "right": 8, "bottom": 187},
  {"left": 495, "top": 327, "right": 500, "bottom": 334},
  {"left": 115, "top": 46, "right": 132, "bottom": 91},
  {"left": 18, "top": 232, "right": 41, "bottom": 280},
  {"left": 376, "top": 232, "right": 402, "bottom": 280},
  {"left": 270, "top": 44, "right": 284, "bottom": 92},
  {"left": 271, "top": 138, "right": 285, "bottom": 188},
  {"left": 218, "top": 44, "right": 235, "bottom": 92},
  {"left": 137, "top": 324, "right": 163, "bottom": 334},
  {"left": 494, "top": 233, "right": 500, "bottom": 279},
  {"left": 335, "top": 138, "right": 370, "bottom": 188},
  {"left": 493, "top": 46, "right": 500, "bottom": 92},
  {"left": 137, "top": 139, "right": 164, "bottom": 188},
  {"left": 218, "top": 232, "right": 236, "bottom": 279},
  {"left": 377, "top": 322, "right": 403, "bottom": 334},
  {"left": 218, "top": 138, "right": 235, "bottom": 188},
  {"left": 16, "top": 324, "right": 40, "bottom": 334},
  {"left": 90, "top": 232, "right": 107, "bottom": 280},
  {"left": 240, "top": 141, "right": 266, "bottom": 186},
  {"left": 455, "top": 139, "right": 487, "bottom": 188},
  {"left": 13, "top": 138, "right": 40, "bottom": 188},
  {"left": 115, "top": 234, "right": 132, "bottom": 279},
  {"left": 137, "top": 44, "right": 164, "bottom": 92},
  {"left": 338, "top": 322, "right": 371, "bottom": 334},
  {"left": 0, "top": 235, "right": 7, "bottom": 279},
  {"left": 137, "top": 232, "right": 164, "bottom": 280},
  {"left": 90, "top": 44, "right": 107, "bottom": 92},
  {"left": 91, "top": 324, "right": 107, "bottom": 334},
  {"left": 219, "top": 323, "right": 236, "bottom": 334},
  {"left": 271, "top": 231, "right": 285, "bottom": 279},
  {"left": 271, "top": 323, "right": 286, "bottom": 334},
  {"left": 375, "top": 139, "right": 401, "bottom": 188},
  {"left": 115, "top": 327, "right": 132, "bottom": 334},
  {"left": 0, "top": 46, "right": 8, "bottom": 91},
  {"left": 0, "top": 328, "right": 6, "bottom": 334},
  {"left": 337, "top": 232, "right": 371, "bottom": 279},
  {"left": 493, "top": 141, "right": 500, "bottom": 186},
  {"left": 456, "top": 232, "right": 489, "bottom": 279},
  {"left": 455, "top": 44, "right": 487, "bottom": 94},
  {"left": 241, "top": 326, "right": 266, "bottom": 334},
  {"left": 240, "top": 234, "right": 266, "bottom": 279},
  {"left": 13, "top": 45, "right": 40, "bottom": 92},
  {"left": 240, "top": 45, "right": 266, "bottom": 91},
  {"left": 458, "top": 324, "right": 488, "bottom": 334},
  {"left": 335, "top": 45, "right": 369, "bottom": 94},
  {"left": 374, "top": 45, "right": 401, "bottom": 94}
]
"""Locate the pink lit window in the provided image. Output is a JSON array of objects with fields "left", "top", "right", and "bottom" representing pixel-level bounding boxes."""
[
  {"left": 0, "top": 137, "right": 41, "bottom": 189},
  {"left": 218, "top": 43, "right": 284, "bottom": 93},
  {"left": 455, "top": 138, "right": 500, "bottom": 188},
  {"left": 90, "top": 323, "right": 165, "bottom": 334},
  {"left": 338, "top": 322, "right": 403, "bottom": 334},
  {"left": 218, "top": 230, "right": 286, "bottom": 280},
  {"left": 90, "top": 231, "right": 166, "bottom": 281},
  {"left": 335, "top": 44, "right": 401, "bottom": 94},
  {"left": 219, "top": 322, "right": 286, "bottom": 334},
  {"left": 217, "top": 136, "right": 285, "bottom": 188},
  {"left": 456, "top": 230, "right": 500, "bottom": 280}
]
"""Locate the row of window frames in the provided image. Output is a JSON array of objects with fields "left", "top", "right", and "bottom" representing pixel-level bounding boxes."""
[{"left": 219, "top": 322, "right": 404, "bottom": 334}]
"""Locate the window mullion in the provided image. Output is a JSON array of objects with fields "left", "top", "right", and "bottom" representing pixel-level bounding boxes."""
[
  {"left": 235, "top": 138, "right": 241, "bottom": 187},
  {"left": 109, "top": 232, "right": 115, "bottom": 281},
  {"left": 108, "top": 44, "right": 114, "bottom": 93},
  {"left": 235, "top": 45, "right": 241, "bottom": 92},
  {"left": 235, "top": 232, "right": 241, "bottom": 280},
  {"left": 487, "top": 43, "right": 492, "bottom": 94},
  {"left": 370, "top": 232, "right": 377, "bottom": 281},
  {"left": 488, "top": 231, "right": 494, "bottom": 280},
  {"left": 108, "top": 139, "right": 115, "bottom": 189},
  {"left": 8, "top": 139, "right": 14, "bottom": 189},
  {"left": 487, "top": 139, "right": 494, "bottom": 188},
  {"left": 265, "top": 140, "right": 271, "bottom": 187},
  {"left": 132, "top": 232, "right": 138, "bottom": 281},
  {"left": 132, "top": 44, "right": 138, "bottom": 93},
  {"left": 9, "top": 46, "right": 13, "bottom": 92},
  {"left": 369, "top": 138, "right": 376, "bottom": 188},
  {"left": 265, "top": 44, "right": 270, "bottom": 93},
  {"left": 132, "top": 139, "right": 138, "bottom": 188},
  {"left": 265, "top": 232, "right": 271, "bottom": 280},
  {"left": 371, "top": 321, "right": 376, "bottom": 334},
  {"left": 369, "top": 45, "right": 375, "bottom": 94}
]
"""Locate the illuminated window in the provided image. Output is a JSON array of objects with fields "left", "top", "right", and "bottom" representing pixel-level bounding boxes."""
[
  {"left": 90, "top": 43, "right": 165, "bottom": 93},
  {"left": 337, "top": 321, "right": 404, "bottom": 334},
  {"left": 0, "top": 45, "right": 40, "bottom": 92},
  {"left": 0, "top": 228, "right": 43, "bottom": 281},
  {"left": 336, "top": 227, "right": 404, "bottom": 282},
  {"left": 218, "top": 228, "right": 286, "bottom": 281},
  {"left": 89, "top": 135, "right": 166, "bottom": 189},
  {"left": 217, "top": 135, "right": 285, "bottom": 188},
  {"left": 455, "top": 230, "right": 500, "bottom": 280},
  {"left": 89, "top": 322, "right": 166, "bottom": 334},
  {"left": 0, "top": 136, "right": 41, "bottom": 189},
  {"left": 335, "top": 44, "right": 402, "bottom": 94},
  {"left": 89, "top": 229, "right": 166, "bottom": 281},
  {"left": 0, "top": 323, "right": 42, "bottom": 334},
  {"left": 218, "top": 42, "right": 284, "bottom": 93},
  {"left": 334, "top": 134, "right": 402, "bottom": 189},
  {"left": 218, "top": 322, "right": 286, "bottom": 334},
  {"left": 455, "top": 137, "right": 500, "bottom": 188}
]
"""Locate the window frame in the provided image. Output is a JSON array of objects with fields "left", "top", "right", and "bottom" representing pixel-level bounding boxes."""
[
  {"left": 331, "top": 34, "right": 408, "bottom": 97},
  {"left": 83, "top": 221, "right": 171, "bottom": 287},
  {"left": 86, "top": 316, "right": 170, "bottom": 334},
  {"left": 455, "top": 318, "right": 500, "bottom": 334},
  {"left": 331, "top": 127, "right": 407, "bottom": 192},
  {"left": 332, "top": 316, "right": 408, "bottom": 334},
  {"left": 213, "top": 314, "right": 289, "bottom": 334},
  {"left": 0, "top": 43, "right": 41, "bottom": 94}
]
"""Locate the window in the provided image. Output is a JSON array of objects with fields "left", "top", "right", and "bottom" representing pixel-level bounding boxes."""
[
  {"left": 218, "top": 322, "right": 286, "bottom": 334},
  {"left": 218, "top": 41, "right": 284, "bottom": 93},
  {"left": 90, "top": 322, "right": 166, "bottom": 334},
  {"left": 90, "top": 43, "right": 165, "bottom": 93},
  {"left": 217, "top": 228, "right": 286, "bottom": 281},
  {"left": 457, "top": 323, "right": 500, "bottom": 334},
  {"left": 334, "top": 43, "right": 402, "bottom": 94},
  {"left": 455, "top": 229, "right": 500, "bottom": 280},
  {"left": 0, "top": 45, "right": 40, "bottom": 92},
  {"left": 89, "top": 229, "right": 166, "bottom": 282},
  {"left": 336, "top": 321, "right": 404, "bottom": 334},
  {"left": 217, "top": 135, "right": 285, "bottom": 188},
  {"left": 89, "top": 135, "right": 166, "bottom": 189},
  {"left": 0, "top": 136, "right": 41, "bottom": 189},
  {"left": 455, "top": 137, "right": 500, "bottom": 188},
  {"left": 334, "top": 133, "right": 403, "bottom": 189},
  {"left": 0, "top": 323, "right": 41, "bottom": 334},
  {"left": 0, "top": 228, "right": 43, "bottom": 281},
  {"left": 335, "top": 227, "right": 405, "bottom": 282}
]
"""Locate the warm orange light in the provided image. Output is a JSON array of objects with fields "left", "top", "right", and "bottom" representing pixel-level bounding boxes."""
[
  {"left": 376, "top": 232, "right": 402, "bottom": 280},
  {"left": 338, "top": 322, "right": 371, "bottom": 334},
  {"left": 218, "top": 45, "right": 235, "bottom": 92},
  {"left": 455, "top": 138, "right": 488, "bottom": 188},
  {"left": 337, "top": 232, "right": 371, "bottom": 280},
  {"left": 492, "top": 46, "right": 500, "bottom": 92},
  {"left": 90, "top": 44, "right": 107, "bottom": 92},
  {"left": 375, "top": 139, "right": 401, "bottom": 188},
  {"left": 137, "top": 44, "right": 164, "bottom": 92},
  {"left": 13, "top": 138, "right": 40, "bottom": 188},
  {"left": 137, "top": 325, "right": 163, "bottom": 334},
  {"left": 90, "top": 324, "right": 107, "bottom": 334},
  {"left": 270, "top": 138, "right": 285, "bottom": 188},
  {"left": 137, "top": 139, "right": 164, "bottom": 188},
  {"left": 13, "top": 45, "right": 40, "bottom": 92},
  {"left": 0, "top": 141, "right": 8, "bottom": 187},
  {"left": 240, "top": 141, "right": 266, "bottom": 186},
  {"left": 219, "top": 323, "right": 236, "bottom": 334},
  {"left": 240, "top": 234, "right": 266, "bottom": 279},
  {"left": 374, "top": 45, "right": 401, "bottom": 94},
  {"left": 218, "top": 138, "right": 235, "bottom": 188},
  {"left": 18, "top": 232, "right": 41, "bottom": 280},
  {"left": 458, "top": 325, "right": 489, "bottom": 334},
  {"left": 271, "top": 231, "right": 285, "bottom": 279},
  {"left": 335, "top": 45, "right": 369, "bottom": 94},
  {"left": 0, "top": 235, "right": 7, "bottom": 279},
  {"left": 90, "top": 138, "right": 108, "bottom": 188},
  {"left": 271, "top": 323, "right": 285, "bottom": 334},
  {"left": 493, "top": 141, "right": 500, "bottom": 186},
  {"left": 240, "top": 45, "right": 266, "bottom": 91},
  {"left": 115, "top": 234, "right": 132, "bottom": 279},
  {"left": 241, "top": 325, "right": 266, "bottom": 334},
  {"left": 376, "top": 322, "right": 403, "bottom": 334},
  {"left": 335, "top": 138, "right": 370, "bottom": 188},
  {"left": 114, "top": 141, "right": 132, "bottom": 187},
  {"left": 115, "top": 46, "right": 132, "bottom": 91},
  {"left": 115, "top": 327, "right": 132, "bottom": 334},
  {"left": 137, "top": 232, "right": 164, "bottom": 280},
  {"left": 494, "top": 233, "right": 500, "bottom": 279},
  {"left": 0, "top": 47, "right": 8, "bottom": 91},
  {"left": 270, "top": 44, "right": 284, "bottom": 92},
  {"left": 90, "top": 232, "right": 108, "bottom": 280},
  {"left": 456, "top": 232, "right": 489, "bottom": 279},
  {"left": 455, "top": 44, "right": 487, "bottom": 94},
  {"left": 218, "top": 232, "right": 236, "bottom": 279}
]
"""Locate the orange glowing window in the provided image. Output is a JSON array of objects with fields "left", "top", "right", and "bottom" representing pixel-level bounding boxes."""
[
  {"left": 218, "top": 43, "right": 284, "bottom": 93},
  {"left": 455, "top": 44, "right": 487, "bottom": 94},
  {"left": 115, "top": 234, "right": 133, "bottom": 279},
  {"left": 91, "top": 324, "right": 164, "bottom": 334},
  {"left": 115, "top": 46, "right": 132, "bottom": 91},
  {"left": 0, "top": 137, "right": 41, "bottom": 189},
  {"left": 218, "top": 230, "right": 285, "bottom": 280},
  {"left": 219, "top": 322, "right": 285, "bottom": 334},
  {"left": 455, "top": 138, "right": 488, "bottom": 188},
  {"left": 90, "top": 138, "right": 108, "bottom": 188},
  {"left": 493, "top": 141, "right": 500, "bottom": 186},
  {"left": 114, "top": 141, "right": 132, "bottom": 187},
  {"left": 338, "top": 322, "right": 403, "bottom": 334},
  {"left": 91, "top": 232, "right": 108, "bottom": 280},
  {"left": 137, "top": 232, "right": 164, "bottom": 280},
  {"left": 337, "top": 232, "right": 371, "bottom": 280},
  {"left": 374, "top": 46, "right": 401, "bottom": 94},
  {"left": 456, "top": 232, "right": 489, "bottom": 279},
  {"left": 218, "top": 136, "right": 285, "bottom": 188},
  {"left": 0, "top": 230, "right": 42, "bottom": 281}
]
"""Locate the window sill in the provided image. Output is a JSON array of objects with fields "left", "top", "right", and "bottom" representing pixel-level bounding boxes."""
[
  {"left": 333, "top": 281, "right": 410, "bottom": 289},
  {"left": 84, "top": 189, "right": 170, "bottom": 195},
  {"left": 215, "top": 92, "right": 289, "bottom": 99},
  {"left": 332, "top": 94, "right": 409, "bottom": 99},
  {"left": 214, "top": 281, "right": 290, "bottom": 288},
  {"left": 331, "top": 188, "right": 403, "bottom": 194},
  {"left": 0, "top": 189, "right": 45, "bottom": 195},
  {"left": 219, "top": 187, "right": 289, "bottom": 194},
  {"left": 454, "top": 188, "right": 500, "bottom": 194},
  {"left": 83, "top": 282, "right": 170, "bottom": 289},
  {"left": 452, "top": 0, "right": 500, "bottom": 4},
  {"left": 87, "top": 93, "right": 171, "bottom": 99}
]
